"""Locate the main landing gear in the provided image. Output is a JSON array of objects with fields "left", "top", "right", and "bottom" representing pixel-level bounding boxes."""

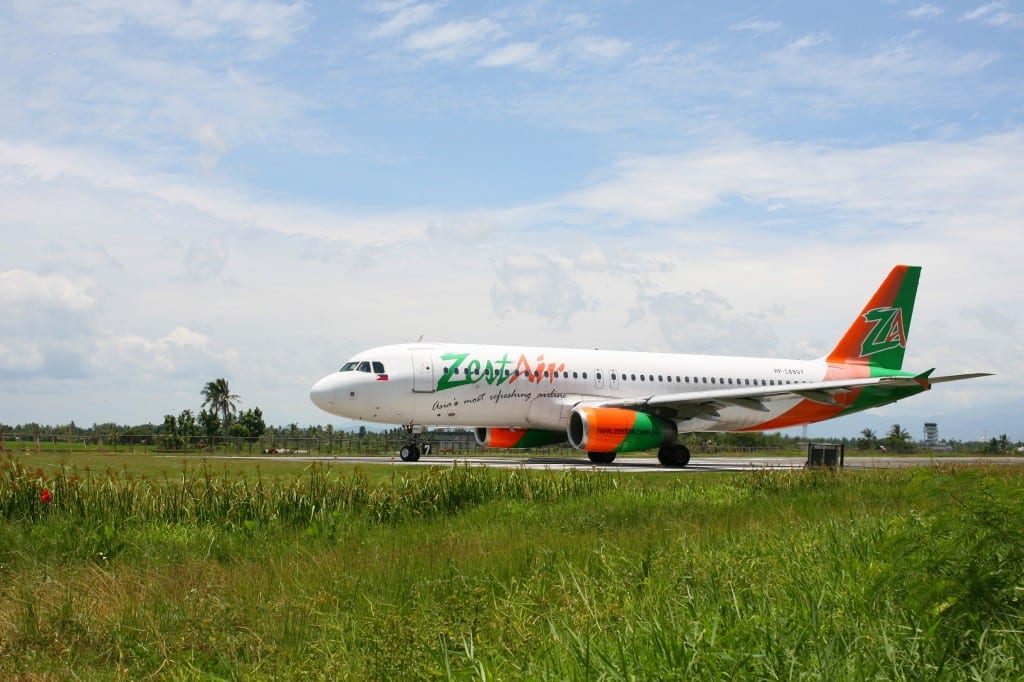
[
  {"left": 658, "top": 443, "right": 691, "bottom": 468},
  {"left": 399, "top": 425, "right": 430, "bottom": 462},
  {"left": 587, "top": 451, "right": 617, "bottom": 465}
]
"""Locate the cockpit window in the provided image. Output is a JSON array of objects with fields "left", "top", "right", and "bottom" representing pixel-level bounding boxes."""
[
  {"left": 372, "top": 361, "right": 385, "bottom": 374},
  {"left": 340, "top": 361, "right": 358, "bottom": 372},
  {"left": 357, "top": 361, "right": 371, "bottom": 372}
]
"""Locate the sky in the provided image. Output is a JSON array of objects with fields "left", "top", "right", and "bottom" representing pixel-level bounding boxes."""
[{"left": 1, "top": 0, "right": 1022, "bottom": 441}]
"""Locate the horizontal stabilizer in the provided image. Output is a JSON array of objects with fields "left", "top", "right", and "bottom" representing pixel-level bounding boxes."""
[{"left": 929, "top": 372, "right": 994, "bottom": 384}]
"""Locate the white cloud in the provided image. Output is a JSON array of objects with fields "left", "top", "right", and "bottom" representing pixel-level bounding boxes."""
[
  {"left": 12, "top": 0, "right": 307, "bottom": 48},
  {"left": 405, "top": 18, "right": 501, "bottom": 59},
  {"left": 369, "top": 2, "right": 438, "bottom": 38},
  {"left": 906, "top": 4, "right": 944, "bottom": 19},
  {"left": 478, "top": 42, "right": 546, "bottom": 70},
  {"left": 732, "top": 19, "right": 783, "bottom": 34},
  {"left": 574, "top": 36, "right": 630, "bottom": 59},
  {"left": 961, "top": 2, "right": 1020, "bottom": 26},
  {"left": 0, "top": 270, "right": 95, "bottom": 311},
  {"left": 781, "top": 32, "right": 829, "bottom": 52},
  {"left": 564, "top": 132, "right": 1024, "bottom": 229},
  {"left": 0, "top": 340, "right": 44, "bottom": 373},
  {"left": 490, "top": 253, "right": 591, "bottom": 327},
  {"left": 427, "top": 214, "right": 500, "bottom": 240},
  {"left": 92, "top": 327, "right": 232, "bottom": 379},
  {"left": 0, "top": 139, "right": 427, "bottom": 246},
  {"left": 634, "top": 289, "right": 781, "bottom": 356}
]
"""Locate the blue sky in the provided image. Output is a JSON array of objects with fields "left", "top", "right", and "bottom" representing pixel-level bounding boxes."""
[{"left": 1, "top": 0, "right": 1022, "bottom": 441}]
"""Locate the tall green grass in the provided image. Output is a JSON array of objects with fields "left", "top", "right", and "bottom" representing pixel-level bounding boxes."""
[{"left": 1, "top": 456, "right": 1023, "bottom": 680}]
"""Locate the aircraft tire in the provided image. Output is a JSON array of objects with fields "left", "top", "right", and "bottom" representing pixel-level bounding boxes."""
[
  {"left": 658, "top": 444, "right": 690, "bottom": 468},
  {"left": 399, "top": 444, "right": 421, "bottom": 462},
  {"left": 587, "top": 451, "right": 616, "bottom": 464}
]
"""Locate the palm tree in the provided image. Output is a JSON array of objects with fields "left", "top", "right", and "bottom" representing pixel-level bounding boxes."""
[
  {"left": 886, "top": 423, "right": 912, "bottom": 452},
  {"left": 201, "top": 378, "right": 240, "bottom": 430}
]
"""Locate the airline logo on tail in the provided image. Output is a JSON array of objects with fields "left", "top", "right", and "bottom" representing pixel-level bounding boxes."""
[{"left": 860, "top": 306, "right": 907, "bottom": 358}]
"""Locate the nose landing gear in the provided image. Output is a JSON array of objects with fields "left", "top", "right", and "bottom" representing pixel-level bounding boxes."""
[
  {"left": 399, "top": 424, "right": 430, "bottom": 462},
  {"left": 399, "top": 444, "right": 420, "bottom": 461}
]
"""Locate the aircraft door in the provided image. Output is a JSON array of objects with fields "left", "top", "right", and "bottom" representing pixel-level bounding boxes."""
[{"left": 411, "top": 349, "right": 436, "bottom": 393}]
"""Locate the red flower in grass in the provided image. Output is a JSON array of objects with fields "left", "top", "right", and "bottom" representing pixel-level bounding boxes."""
[{"left": 41, "top": 488, "right": 51, "bottom": 504}]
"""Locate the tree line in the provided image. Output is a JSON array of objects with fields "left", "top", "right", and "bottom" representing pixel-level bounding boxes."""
[
  {"left": 157, "top": 378, "right": 266, "bottom": 450},
  {"left": 2, "top": 395, "right": 1017, "bottom": 455}
]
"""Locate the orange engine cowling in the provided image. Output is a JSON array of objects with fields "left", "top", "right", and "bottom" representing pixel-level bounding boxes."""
[
  {"left": 474, "top": 427, "right": 568, "bottom": 449},
  {"left": 567, "top": 407, "right": 677, "bottom": 453}
]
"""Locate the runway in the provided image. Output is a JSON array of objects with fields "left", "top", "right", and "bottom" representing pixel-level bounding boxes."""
[{"left": 206, "top": 453, "right": 1024, "bottom": 473}]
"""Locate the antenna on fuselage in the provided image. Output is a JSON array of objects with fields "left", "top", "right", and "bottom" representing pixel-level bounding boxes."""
[{"left": 416, "top": 334, "right": 424, "bottom": 342}]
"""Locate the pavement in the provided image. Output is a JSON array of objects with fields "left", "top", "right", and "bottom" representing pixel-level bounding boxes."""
[{"left": 198, "top": 453, "right": 1024, "bottom": 473}]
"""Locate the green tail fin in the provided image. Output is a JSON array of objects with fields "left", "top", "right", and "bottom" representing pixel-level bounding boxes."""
[{"left": 826, "top": 265, "right": 920, "bottom": 370}]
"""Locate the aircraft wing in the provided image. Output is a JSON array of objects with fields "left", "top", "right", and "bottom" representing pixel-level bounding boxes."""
[{"left": 587, "top": 371, "right": 992, "bottom": 422}]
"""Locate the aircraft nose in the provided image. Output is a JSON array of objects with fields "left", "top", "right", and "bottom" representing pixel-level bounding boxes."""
[{"left": 309, "top": 375, "right": 337, "bottom": 412}]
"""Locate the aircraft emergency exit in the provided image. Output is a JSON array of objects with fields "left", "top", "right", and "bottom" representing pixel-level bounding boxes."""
[{"left": 309, "top": 265, "right": 989, "bottom": 467}]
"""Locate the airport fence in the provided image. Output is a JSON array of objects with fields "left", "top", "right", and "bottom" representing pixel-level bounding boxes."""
[
  {"left": 0, "top": 431, "right": 795, "bottom": 458},
  {"left": 0, "top": 431, "right": 487, "bottom": 457}
]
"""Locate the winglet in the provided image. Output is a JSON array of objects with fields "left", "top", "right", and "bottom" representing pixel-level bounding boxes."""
[{"left": 826, "top": 265, "right": 921, "bottom": 370}]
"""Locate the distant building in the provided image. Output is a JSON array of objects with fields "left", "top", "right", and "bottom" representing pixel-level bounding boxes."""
[{"left": 922, "top": 422, "right": 951, "bottom": 452}]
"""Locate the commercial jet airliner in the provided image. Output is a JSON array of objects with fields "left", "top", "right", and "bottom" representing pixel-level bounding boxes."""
[{"left": 310, "top": 265, "right": 989, "bottom": 467}]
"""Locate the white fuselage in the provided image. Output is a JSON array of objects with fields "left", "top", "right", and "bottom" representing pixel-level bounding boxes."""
[{"left": 309, "top": 343, "right": 830, "bottom": 433}]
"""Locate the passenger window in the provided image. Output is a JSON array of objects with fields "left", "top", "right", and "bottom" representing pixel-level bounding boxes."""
[
  {"left": 597, "top": 372, "right": 602, "bottom": 380},
  {"left": 573, "top": 372, "right": 578, "bottom": 379},
  {"left": 582, "top": 372, "right": 588, "bottom": 379},
  {"left": 372, "top": 361, "right": 385, "bottom": 374},
  {"left": 640, "top": 375, "right": 645, "bottom": 382},
  {"left": 631, "top": 374, "right": 636, "bottom": 381}
]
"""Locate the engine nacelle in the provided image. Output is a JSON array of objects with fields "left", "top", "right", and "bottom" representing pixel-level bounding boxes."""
[
  {"left": 568, "top": 407, "right": 677, "bottom": 453},
  {"left": 474, "top": 427, "right": 568, "bottom": 449}
]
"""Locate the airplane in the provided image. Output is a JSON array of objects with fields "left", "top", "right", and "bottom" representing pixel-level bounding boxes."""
[{"left": 309, "top": 265, "right": 990, "bottom": 467}]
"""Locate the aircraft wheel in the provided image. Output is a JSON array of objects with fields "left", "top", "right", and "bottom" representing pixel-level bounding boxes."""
[
  {"left": 658, "top": 444, "right": 690, "bottom": 468},
  {"left": 399, "top": 444, "right": 421, "bottom": 462},
  {"left": 587, "top": 451, "right": 616, "bottom": 464}
]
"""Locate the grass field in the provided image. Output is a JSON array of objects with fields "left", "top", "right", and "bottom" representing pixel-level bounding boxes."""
[{"left": 2, "top": 453, "right": 1023, "bottom": 680}]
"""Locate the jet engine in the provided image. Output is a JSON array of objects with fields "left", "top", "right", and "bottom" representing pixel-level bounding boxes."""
[
  {"left": 474, "top": 427, "right": 568, "bottom": 448},
  {"left": 567, "top": 406, "right": 677, "bottom": 453}
]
